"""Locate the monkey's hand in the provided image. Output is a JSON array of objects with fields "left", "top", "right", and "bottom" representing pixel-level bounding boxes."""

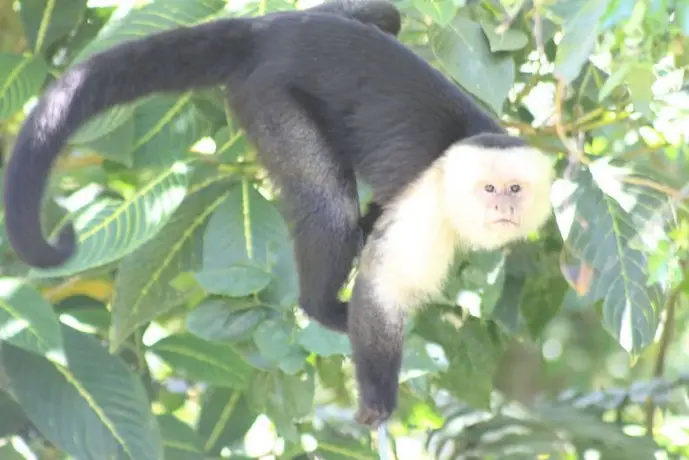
[
  {"left": 355, "top": 402, "right": 392, "bottom": 428},
  {"left": 353, "top": 373, "right": 397, "bottom": 428}
]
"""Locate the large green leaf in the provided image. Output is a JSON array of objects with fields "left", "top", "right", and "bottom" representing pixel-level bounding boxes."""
[
  {"left": 0, "top": 278, "right": 63, "bottom": 359},
  {"left": 415, "top": 313, "right": 507, "bottom": 408},
  {"left": 479, "top": 21, "right": 529, "bottom": 52},
  {"left": 109, "top": 168, "right": 237, "bottom": 349},
  {"left": 18, "top": 0, "right": 88, "bottom": 52},
  {"left": 298, "top": 322, "right": 351, "bottom": 357},
  {"left": 149, "top": 333, "right": 253, "bottom": 389},
  {"left": 554, "top": 0, "right": 611, "bottom": 83},
  {"left": 68, "top": 0, "right": 226, "bottom": 143},
  {"left": 196, "top": 388, "right": 258, "bottom": 456},
  {"left": 430, "top": 15, "right": 515, "bottom": 114},
  {"left": 186, "top": 298, "right": 270, "bottom": 342},
  {"left": 158, "top": 414, "right": 204, "bottom": 460},
  {"left": 2, "top": 326, "right": 162, "bottom": 460},
  {"left": 30, "top": 161, "right": 192, "bottom": 279},
  {"left": 552, "top": 160, "right": 667, "bottom": 354},
  {"left": 248, "top": 370, "right": 315, "bottom": 442},
  {"left": 412, "top": 0, "right": 458, "bottom": 27},
  {"left": 0, "top": 53, "right": 48, "bottom": 119},
  {"left": 253, "top": 318, "right": 305, "bottom": 365},
  {"left": 428, "top": 399, "right": 659, "bottom": 459},
  {"left": 196, "top": 184, "right": 294, "bottom": 300},
  {"left": 0, "top": 389, "right": 28, "bottom": 438},
  {"left": 130, "top": 94, "right": 213, "bottom": 168}
]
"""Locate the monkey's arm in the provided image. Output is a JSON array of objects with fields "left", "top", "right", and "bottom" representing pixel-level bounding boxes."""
[{"left": 348, "top": 249, "right": 405, "bottom": 428}]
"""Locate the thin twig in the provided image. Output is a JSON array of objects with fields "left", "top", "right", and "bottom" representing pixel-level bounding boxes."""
[
  {"left": 554, "top": 79, "right": 589, "bottom": 164},
  {"left": 644, "top": 277, "right": 681, "bottom": 435}
]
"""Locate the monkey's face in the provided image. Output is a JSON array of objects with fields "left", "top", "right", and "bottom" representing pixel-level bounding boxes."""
[{"left": 441, "top": 145, "right": 554, "bottom": 251}]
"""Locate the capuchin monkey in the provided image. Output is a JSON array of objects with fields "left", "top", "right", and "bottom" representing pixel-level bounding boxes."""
[{"left": 3, "top": 1, "right": 554, "bottom": 427}]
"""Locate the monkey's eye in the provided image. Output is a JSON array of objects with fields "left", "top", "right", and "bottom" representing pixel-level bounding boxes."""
[
  {"left": 510, "top": 184, "right": 521, "bottom": 193},
  {"left": 484, "top": 184, "right": 495, "bottom": 193}
]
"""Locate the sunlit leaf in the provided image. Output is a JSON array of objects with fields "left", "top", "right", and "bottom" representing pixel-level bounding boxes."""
[
  {"left": 2, "top": 326, "right": 162, "bottom": 460},
  {"left": 554, "top": 0, "right": 611, "bottom": 82},
  {"left": 430, "top": 16, "right": 515, "bottom": 114},
  {"left": 480, "top": 21, "right": 529, "bottom": 52},
  {"left": 0, "top": 278, "right": 63, "bottom": 358},
  {"left": 69, "top": 0, "right": 226, "bottom": 143},
  {"left": 18, "top": 0, "right": 87, "bottom": 52},
  {"left": 150, "top": 333, "right": 253, "bottom": 389},
  {"left": 0, "top": 53, "right": 47, "bottom": 119},
  {"left": 415, "top": 313, "right": 507, "bottom": 408},
  {"left": 186, "top": 298, "right": 270, "bottom": 342},
  {"left": 197, "top": 388, "right": 258, "bottom": 456},
  {"left": 158, "top": 414, "right": 203, "bottom": 460},
  {"left": 109, "top": 169, "right": 237, "bottom": 349},
  {"left": 413, "top": 0, "right": 458, "bottom": 27},
  {"left": 551, "top": 160, "right": 668, "bottom": 353},
  {"left": 30, "top": 162, "right": 192, "bottom": 279}
]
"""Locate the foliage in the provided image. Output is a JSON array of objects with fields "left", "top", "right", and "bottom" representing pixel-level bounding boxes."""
[{"left": 0, "top": 0, "right": 688, "bottom": 458}]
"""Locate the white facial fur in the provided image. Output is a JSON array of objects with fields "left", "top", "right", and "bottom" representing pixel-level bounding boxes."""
[
  {"left": 440, "top": 143, "right": 554, "bottom": 251},
  {"left": 363, "top": 141, "right": 554, "bottom": 313}
]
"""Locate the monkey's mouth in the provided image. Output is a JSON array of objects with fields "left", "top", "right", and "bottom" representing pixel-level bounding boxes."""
[{"left": 492, "top": 219, "right": 518, "bottom": 226}]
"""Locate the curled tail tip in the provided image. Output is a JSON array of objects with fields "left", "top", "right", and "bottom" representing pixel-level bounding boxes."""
[{"left": 10, "top": 224, "right": 76, "bottom": 269}]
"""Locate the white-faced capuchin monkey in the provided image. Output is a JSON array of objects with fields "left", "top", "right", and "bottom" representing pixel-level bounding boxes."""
[{"left": 3, "top": 0, "right": 554, "bottom": 428}]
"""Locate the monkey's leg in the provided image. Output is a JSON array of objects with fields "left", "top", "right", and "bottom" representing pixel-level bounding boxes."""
[
  {"left": 228, "top": 84, "right": 362, "bottom": 333},
  {"left": 283, "top": 174, "right": 362, "bottom": 333},
  {"left": 348, "top": 244, "right": 405, "bottom": 427}
]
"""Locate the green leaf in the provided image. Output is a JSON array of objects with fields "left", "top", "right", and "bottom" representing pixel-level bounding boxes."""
[
  {"left": 551, "top": 160, "right": 667, "bottom": 353},
  {"left": 68, "top": 0, "right": 226, "bottom": 143},
  {"left": 413, "top": 0, "right": 458, "bottom": 27},
  {"left": 213, "top": 125, "right": 252, "bottom": 162},
  {"left": 197, "top": 388, "right": 258, "bottom": 456},
  {"left": 430, "top": 16, "right": 515, "bottom": 114},
  {"left": 130, "top": 94, "right": 213, "bottom": 169},
  {"left": 0, "top": 278, "right": 63, "bottom": 359},
  {"left": 199, "top": 183, "right": 296, "bottom": 305},
  {"left": 0, "top": 53, "right": 48, "bottom": 119},
  {"left": 677, "top": 1, "right": 689, "bottom": 35},
  {"left": 186, "top": 298, "right": 270, "bottom": 342},
  {"left": 109, "top": 169, "right": 237, "bottom": 349},
  {"left": 415, "top": 313, "right": 506, "bottom": 408},
  {"left": 157, "top": 414, "right": 204, "bottom": 460},
  {"left": 0, "top": 444, "right": 25, "bottom": 460},
  {"left": 18, "top": 0, "right": 87, "bottom": 52},
  {"left": 400, "top": 336, "right": 448, "bottom": 382},
  {"left": 625, "top": 62, "right": 654, "bottom": 118},
  {"left": 2, "top": 326, "right": 163, "bottom": 460},
  {"left": 248, "top": 370, "right": 314, "bottom": 442},
  {"left": 201, "top": 184, "right": 291, "bottom": 272},
  {"left": 597, "top": 62, "right": 631, "bottom": 102},
  {"left": 0, "top": 389, "right": 28, "bottom": 437},
  {"left": 298, "top": 322, "right": 352, "bottom": 357},
  {"left": 519, "top": 268, "right": 568, "bottom": 339},
  {"left": 149, "top": 333, "right": 253, "bottom": 389},
  {"left": 480, "top": 21, "right": 529, "bottom": 52},
  {"left": 30, "top": 162, "right": 192, "bottom": 279},
  {"left": 253, "top": 317, "right": 301, "bottom": 362},
  {"left": 194, "top": 266, "right": 272, "bottom": 297},
  {"left": 312, "top": 427, "right": 378, "bottom": 460},
  {"left": 82, "top": 116, "right": 136, "bottom": 166},
  {"left": 554, "top": 0, "right": 611, "bottom": 83}
]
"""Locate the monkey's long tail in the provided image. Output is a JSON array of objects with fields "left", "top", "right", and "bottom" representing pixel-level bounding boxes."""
[{"left": 4, "top": 18, "right": 256, "bottom": 268}]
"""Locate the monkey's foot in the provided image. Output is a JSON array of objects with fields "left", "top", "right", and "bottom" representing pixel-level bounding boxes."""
[{"left": 354, "top": 403, "right": 391, "bottom": 428}]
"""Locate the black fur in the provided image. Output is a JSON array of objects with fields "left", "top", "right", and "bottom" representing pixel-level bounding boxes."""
[
  {"left": 309, "top": 0, "right": 401, "bottom": 36},
  {"left": 4, "top": 0, "right": 507, "bottom": 427}
]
